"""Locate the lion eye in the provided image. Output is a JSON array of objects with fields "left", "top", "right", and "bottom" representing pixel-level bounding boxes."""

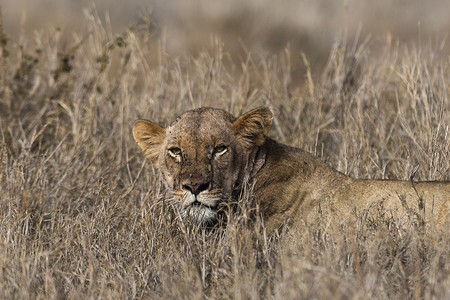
[
  {"left": 168, "top": 147, "right": 182, "bottom": 157},
  {"left": 213, "top": 145, "right": 227, "bottom": 156}
]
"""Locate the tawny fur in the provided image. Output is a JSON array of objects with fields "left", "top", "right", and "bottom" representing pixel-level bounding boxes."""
[{"left": 133, "top": 107, "right": 449, "bottom": 239}]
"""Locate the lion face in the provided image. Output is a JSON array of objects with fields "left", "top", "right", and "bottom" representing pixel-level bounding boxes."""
[{"left": 133, "top": 107, "right": 273, "bottom": 224}]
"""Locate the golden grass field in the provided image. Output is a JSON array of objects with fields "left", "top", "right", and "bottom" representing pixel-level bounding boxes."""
[{"left": 0, "top": 2, "right": 449, "bottom": 299}]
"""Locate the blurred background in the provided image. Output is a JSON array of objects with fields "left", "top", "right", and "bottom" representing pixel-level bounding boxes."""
[{"left": 2, "top": 0, "right": 450, "bottom": 79}]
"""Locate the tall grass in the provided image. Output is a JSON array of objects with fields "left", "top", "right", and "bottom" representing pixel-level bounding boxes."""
[{"left": 0, "top": 9, "right": 449, "bottom": 299}]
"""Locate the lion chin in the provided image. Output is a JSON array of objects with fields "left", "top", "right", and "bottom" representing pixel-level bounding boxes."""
[{"left": 182, "top": 206, "right": 217, "bottom": 224}]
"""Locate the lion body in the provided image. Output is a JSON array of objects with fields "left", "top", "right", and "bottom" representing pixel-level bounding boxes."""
[
  {"left": 133, "top": 107, "right": 449, "bottom": 237},
  {"left": 254, "top": 138, "right": 449, "bottom": 235}
]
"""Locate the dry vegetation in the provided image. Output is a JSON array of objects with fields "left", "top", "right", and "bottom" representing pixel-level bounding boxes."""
[{"left": 0, "top": 6, "right": 449, "bottom": 300}]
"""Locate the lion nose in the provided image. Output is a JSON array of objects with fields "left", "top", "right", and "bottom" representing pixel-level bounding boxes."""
[{"left": 182, "top": 181, "right": 210, "bottom": 195}]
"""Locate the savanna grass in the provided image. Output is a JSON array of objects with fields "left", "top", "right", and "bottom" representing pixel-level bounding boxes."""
[{"left": 0, "top": 9, "right": 449, "bottom": 299}]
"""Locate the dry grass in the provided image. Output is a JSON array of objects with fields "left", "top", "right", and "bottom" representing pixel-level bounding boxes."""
[{"left": 0, "top": 7, "right": 449, "bottom": 300}]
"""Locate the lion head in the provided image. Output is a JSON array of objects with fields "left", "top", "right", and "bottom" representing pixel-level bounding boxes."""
[{"left": 132, "top": 107, "right": 273, "bottom": 224}]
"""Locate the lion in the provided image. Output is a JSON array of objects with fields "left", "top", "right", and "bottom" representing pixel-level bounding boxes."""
[{"left": 132, "top": 107, "right": 449, "bottom": 238}]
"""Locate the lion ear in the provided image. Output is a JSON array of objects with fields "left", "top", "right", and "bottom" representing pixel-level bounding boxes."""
[
  {"left": 233, "top": 107, "right": 273, "bottom": 147},
  {"left": 132, "top": 119, "right": 166, "bottom": 163}
]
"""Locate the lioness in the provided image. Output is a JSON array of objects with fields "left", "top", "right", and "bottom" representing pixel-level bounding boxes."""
[{"left": 133, "top": 107, "right": 449, "bottom": 237}]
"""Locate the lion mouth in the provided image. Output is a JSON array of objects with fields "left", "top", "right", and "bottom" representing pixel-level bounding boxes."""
[
  {"left": 177, "top": 191, "right": 224, "bottom": 223},
  {"left": 181, "top": 192, "right": 219, "bottom": 209},
  {"left": 190, "top": 199, "right": 217, "bottom": 210}
]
